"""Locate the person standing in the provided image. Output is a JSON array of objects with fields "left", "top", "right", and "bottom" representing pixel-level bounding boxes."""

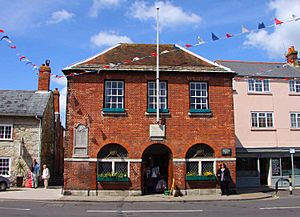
[
  {"left": 31, "top": 159, "right": 40, "bottom": 188},
  {"left": 216, "top": 163, "right": 231, "bottom": 195},
  {"left": 42, "top": 164, "right": 50, "bottom": 189}
]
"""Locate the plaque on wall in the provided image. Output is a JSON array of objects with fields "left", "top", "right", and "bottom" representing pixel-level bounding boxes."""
[
  {"left": 272, "top": 158, "right": 280, "bottom": 176},
  {"left": 221, "top": 148, "right": 232, "bottom": 156}
]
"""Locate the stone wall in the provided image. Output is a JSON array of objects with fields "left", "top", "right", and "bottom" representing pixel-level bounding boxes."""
[{"left": 0, "top": 116, "right": 40, "bottom": 184}]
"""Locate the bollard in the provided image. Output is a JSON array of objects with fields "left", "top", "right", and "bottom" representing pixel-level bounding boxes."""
[{"left": 289, "top": 175, "right": 293, "bottom": 195}]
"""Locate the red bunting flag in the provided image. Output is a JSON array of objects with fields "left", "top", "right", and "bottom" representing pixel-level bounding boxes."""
[
  {"left": 0, "top": 29, "right": 4, "bottom": 33},
  {"left": 9, "top": 45, "right": 16, "bottom": 49},
  {"left": 103, "top": 65, "right": 110, "bottom": 69},
  {"left": 185, "top": 44, "right": 192, "bottom": 48},
  {"left": 274, "top": 18, "right": 283, "bottom": 25},
  {"left": 151, "top": 52, "right": 157, "bottom": 57},
  {"left": 226, "top": 33, "right": 233, "bottom": 38},
  {"left": 19, "top": 56, "right": 26, "bottom": 61},
  {"left": 124, "top": 60, "right": 131, "bottom": 63}
]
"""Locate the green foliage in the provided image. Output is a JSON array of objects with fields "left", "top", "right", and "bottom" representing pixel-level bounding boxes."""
[
  {"left": 97, "top": 172, "right": 128, "bottom": 178},
  {"left": 15, "top": 158, "right": 26, "bottom": 177}
]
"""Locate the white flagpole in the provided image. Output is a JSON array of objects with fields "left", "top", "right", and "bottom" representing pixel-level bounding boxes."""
[{"left": 156, "top": 7, "right": 160, "bottom": 124}]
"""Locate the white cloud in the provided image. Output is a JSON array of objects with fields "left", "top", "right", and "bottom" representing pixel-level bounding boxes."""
[
  {"left": 129, "top": 1, "right": 202, "bottom": 29},
  {"left": 47, "top": 9, "right": 75, "bottom": 24},
  {"left": 244, "top": 0, "right": 300, "bottom": 58},
  {"left": 90, "top": 31, "right": 133, "bottom": 47},
  {"left": 89, "top": 0, "right": 122, "bottom": 17}
]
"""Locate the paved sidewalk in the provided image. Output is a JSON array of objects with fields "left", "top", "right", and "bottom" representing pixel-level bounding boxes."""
[{"left": 0, "top": 187, "right": 274, "bottom": 202}]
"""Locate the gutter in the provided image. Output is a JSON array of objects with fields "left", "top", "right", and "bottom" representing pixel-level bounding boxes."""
[{"left": 35, "top": 115, "right": 42, "bottom": 165}]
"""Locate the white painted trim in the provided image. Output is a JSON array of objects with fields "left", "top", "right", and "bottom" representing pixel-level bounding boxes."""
[
  {"left": 63, "top": 44, "right": 121, "bottom": 70},
  {"left": 0, "top": 124, "right": 13, "bottom": 140},
  {"left": 64, "top": 158, "right": 142, "bottom": 162},
  {"left": 65, "top": 157, "right": 235, "bottom": 162},
  {"left": 175, "top": 44, "right": 234, "bottom": 72},
  {"left": 174, "top": 158, "right": 236, "bottom": 162}
]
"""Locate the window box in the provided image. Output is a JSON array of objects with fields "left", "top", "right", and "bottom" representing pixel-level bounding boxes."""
[
  {"left": 186, "top": 175, "right": 216, "bottom": 181},
  {"left": 97, "top": 176, "right": 129, "bottom": 182}
]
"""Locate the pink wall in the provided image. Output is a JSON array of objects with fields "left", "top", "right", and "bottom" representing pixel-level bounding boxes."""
[{"left": 234, "top": 78, "right": 300, "bottom": 148}]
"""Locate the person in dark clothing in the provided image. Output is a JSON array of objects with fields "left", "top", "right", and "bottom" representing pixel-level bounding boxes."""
[{"left": 216, "top": 163, "right": 231, "bottom": 195}]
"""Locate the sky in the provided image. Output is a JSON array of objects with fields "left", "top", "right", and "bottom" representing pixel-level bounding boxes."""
[{"left": 1, "top": 0, "right": 300, "bottom": 125}]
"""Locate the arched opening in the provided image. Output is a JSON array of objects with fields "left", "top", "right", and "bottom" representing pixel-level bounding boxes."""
[
  {"left": 186, "top": 144, "right": 215, "bottom": 176},
  {"left": 141, "top": 144, "right": 173, "bottom": 195},
  {"left": 97, "top": 144, "right": 129, "bottom": 179}
]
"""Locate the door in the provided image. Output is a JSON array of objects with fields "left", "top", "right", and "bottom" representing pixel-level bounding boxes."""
[{"left": 260, "top": 158, "right": 270, "bottom": 185}]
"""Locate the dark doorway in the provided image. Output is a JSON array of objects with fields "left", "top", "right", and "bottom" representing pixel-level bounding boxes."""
[
  {"left": 141, "top": 144, "right": 172, "bottom": 195},
  {"left": 260, "top": 158, "right": 270, "bottom": 185}
]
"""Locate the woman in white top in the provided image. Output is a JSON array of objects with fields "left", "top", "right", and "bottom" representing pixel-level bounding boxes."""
[{"left": 42, "top": 164, "right": 50, "bottom": 189}]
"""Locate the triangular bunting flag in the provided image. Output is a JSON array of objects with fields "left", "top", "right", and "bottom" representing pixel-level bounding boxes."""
[
  {"left": 132, "top": 57, "right": 140, "bottom": 61},
  {"left": 274, "top": 18, "right": 283, "bottom": 25},
  {"left": 151, "top": 52, "right": 157, "bottom": 56},
  {"left": 211, "top": 33, "right": 219, "bottom": 41},
  {"left": 226, "top": 33, "right": 233, "bottom": 38},
  {"left": 9, "top": 45, "right": 16, "bottom": 49},
  {"left": 185, "top": 44, "right": 192, "bottom": 48},
  {"left": 242, "top": 25, "right": 249, "bottom": 33},
  {"left": 197, "top": 36, "right": 205, "bottom": 44},
  {"left": 160, "top": 50, "right": 170, "bottom": 54},
  {"left": 291, "top": 14, "right": 300, "bottom": 21},
  {"left": 0, "top": 35, "right": 9, "bottom": 41},
  {"left": 258, "top": 22, "right": 266, "bottom": 29},
  {"left": 19, "top": 56, "right": 26, "bottom": 61},
  {"left": 0, "top": 29, "right": 4, "bottom": 33}
]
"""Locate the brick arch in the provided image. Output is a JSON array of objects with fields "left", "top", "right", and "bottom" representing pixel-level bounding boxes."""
[
  {"left": 97, "top": 143, "right": 128, "bottom": 159},
  {"left": 185, "top": 143, "right": 215, "bottom": 159}
]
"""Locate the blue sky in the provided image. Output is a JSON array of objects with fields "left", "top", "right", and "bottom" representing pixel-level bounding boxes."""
[{"left": 1, "top": 0, "right": 300, "bottom": 123}]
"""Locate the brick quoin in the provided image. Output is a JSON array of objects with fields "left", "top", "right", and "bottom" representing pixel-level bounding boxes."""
[{"left": 64, "top": 70, "right": 236, "bottom": 192}]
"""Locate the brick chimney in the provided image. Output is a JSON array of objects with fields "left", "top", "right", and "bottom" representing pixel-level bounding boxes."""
[
  {"left": 286, "top": 46, "right": 299, "bottom": 67},
  {"left": 53, "top": 88, "right": 60, "bottom": 115},
  {"left": 38, "top": 59, "right": 51, "bottom": 91}
]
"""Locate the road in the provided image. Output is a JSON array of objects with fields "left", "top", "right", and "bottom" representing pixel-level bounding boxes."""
[{"left": 0, "top": 194, "right": 300, "bottom": 217}]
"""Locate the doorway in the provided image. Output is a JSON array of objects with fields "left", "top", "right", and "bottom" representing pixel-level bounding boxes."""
[
  {"left": 141, "top": 144, "right": 172, "bottom": 195},
  {"left": 260, "top": 158, "right": 270, "bottom": 185}
]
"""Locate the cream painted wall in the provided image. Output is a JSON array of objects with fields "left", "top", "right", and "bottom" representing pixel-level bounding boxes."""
[{"left": 234, "top": 78, "right": 300, "bottom": 149}]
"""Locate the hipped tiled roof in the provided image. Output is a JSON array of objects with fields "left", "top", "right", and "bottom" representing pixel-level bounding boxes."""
[
  {"left": 0, "top": 90, "right": 50, "bottom": 117},
  {"left": 62, "top": 44, "right": 233, "bottom": 74}
]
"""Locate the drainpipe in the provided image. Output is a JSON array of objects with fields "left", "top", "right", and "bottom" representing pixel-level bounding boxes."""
[{"left": 35, "top": 115, "right": 42, "bottom": 165}]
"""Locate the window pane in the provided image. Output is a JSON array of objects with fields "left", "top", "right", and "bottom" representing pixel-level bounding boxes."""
[
  {"left": 0, "top": 126, "right": 4, "bottom": 139},
  {"left": 282, "top": 157, "right": 292, "bottom": 176},
  {"left": 251, "top": 113, "right": 258, "bottom": 127},
  {"left": 148, "top": 81, "right": 167, "bottom": 110},
  {"left": 202, "top": 161, "right": 214, "bottom": 174},
  {"left": 0, "top": 158, "right": 10, "bottom": 176},
  {"left": 255, "top": 80, "right": 262, "bottom": 92},
  {"left": 186, "top": 162, "right": 198, "bottom": 174},
  {"left": 237, "top": 158, "right": 258, "bottom": 177},
  {"left": 98, "top": 162, "right": 112, "bottom": 174},
  {"left": 105, "top": 81, "right": 124, "bottom": 109},
  {"left": 291, "top": 113, "right": 296, "bottom": 128},
  {"left": 115, "top": 162, "right": 128, "bottom": 175},
  {"left": 266, "top": 113, "right": 273, "bottom": 127},
  {"left": 263, "top": 80, "right": 270, "bottom": 92},
  {"left": 248, "top": 80, "right": 254, "bottom": 91},
  {"left": 294, "top": 157, "right": 300, "bottom": 175}
]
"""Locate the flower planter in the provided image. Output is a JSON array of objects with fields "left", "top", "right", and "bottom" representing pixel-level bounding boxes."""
[
  {"left": 186, "top": 175, "right": 216, "bottom": 181},
  {"left": 97, "top": 177, "right": 129, "bottom": 182}
]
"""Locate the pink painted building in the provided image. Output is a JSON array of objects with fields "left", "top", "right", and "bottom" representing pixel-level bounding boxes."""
[{"left": 218, "top": 46, "right": 300, "bottom": 187}]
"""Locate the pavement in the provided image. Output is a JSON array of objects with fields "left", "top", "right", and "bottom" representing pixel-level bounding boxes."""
[{"left": 0, "top": 186, "right": 277, "bottom": 202}]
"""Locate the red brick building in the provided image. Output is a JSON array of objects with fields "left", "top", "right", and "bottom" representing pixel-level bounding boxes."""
[{"left": 62, "top": 44, "right": 236, "bottom": 195}]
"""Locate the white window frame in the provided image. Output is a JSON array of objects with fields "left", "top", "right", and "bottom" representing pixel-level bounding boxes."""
[
  {"left": 0, "top": 124, "right": 13, "bottom": 140},
  {"left": 290, "top": 112, "right": 300, "bottom": 129},
  {"left": 190, "top": 82, "right": 208, "bottom": 110},
  {"left": 248, "top": 79, "right": 270, "bottom": 93},
  {"left": 186, "top": 158, "right": 216, "bottom": 175},
  {"left": 0, "top": 157, "right": 11, "bottom": 177},
  {"left": 104, "top": 80, "right": 124, "bottom": 109},
  {"left": 289, "top": 80, "right": 300, "bottom": 93},
  {"left": 73, "top": 124, "right": 88, "bottom": 156},
  {"left": 148, "top": 81, "right": 168, "bottom": 110},
  {"left": 97, "top": 159, "right": 130, "bottom": 177},
  {"left": 251, "top": 112, "right": 274, "bottom": 129}
]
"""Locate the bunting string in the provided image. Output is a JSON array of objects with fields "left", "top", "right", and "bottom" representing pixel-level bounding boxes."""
[
  {"left": 2, "top": 14, "right": 300, "bottom": 80},
  {"left": 0, "top": 29, "right": 64, "bottom": 80}
]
